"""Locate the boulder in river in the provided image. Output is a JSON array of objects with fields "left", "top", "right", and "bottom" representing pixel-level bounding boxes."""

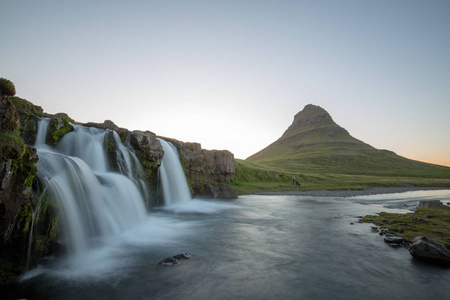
[
  {"left": 158, "top": 253, "right": 193, "bottom": 266},
  {"left": 408, "top": 236, "right": 450, "bottom": 265}
]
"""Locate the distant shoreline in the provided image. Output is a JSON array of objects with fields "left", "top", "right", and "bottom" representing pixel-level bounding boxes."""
[{"left": 253, "top": 187, "right": 450, "bottom": 198}]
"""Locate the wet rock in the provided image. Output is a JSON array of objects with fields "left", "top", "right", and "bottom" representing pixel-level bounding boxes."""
[
  {"left": 84, "top": 120, "right": 128, "bottom": 138},
  {"left": 384, "top": 235, "right": 404, "bottom": 244},
  {"left": 47, "top": 114, "right": 74, "bottom": 145},
  {"left": 408, "top": 236, "right": 450, "bottom": 265},
  {"left": 158, "top": 253, "right": 192, "bottom": 266},
  {"left": 130, "top": 130, "right": 164, "bottom": 164},
  {"left": 417, "top": 200, "right": 446, "bottom": 209},
  {"left": 379, "top": 228, "right": 390, "bottom": 235}
]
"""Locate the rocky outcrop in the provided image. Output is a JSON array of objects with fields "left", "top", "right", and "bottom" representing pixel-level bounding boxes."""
[
  {"left": 84, "top": 119, "right": 128, "bottom": 139},
  {"left": 162, "top": 138, "right": 238, "bottom": 199},
  {"left": 0, "top": 93, "right": 45, "bottom": 283},
  {"left": 408, "top": 236, "right": 450, "bottom": 265},
  {"left": 129, "top": 130, "right": 164, "bottom": 200},
  {"left": 46, "top": 113, "right": 74, "bottom": 145},
  {"left": 417, "top": 200, "right": 446, "bottom": 209}
]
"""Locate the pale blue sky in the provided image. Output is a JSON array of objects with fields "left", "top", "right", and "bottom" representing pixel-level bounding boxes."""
[{"left": 2, "top": 0, "right": 450, "bottom": 166}]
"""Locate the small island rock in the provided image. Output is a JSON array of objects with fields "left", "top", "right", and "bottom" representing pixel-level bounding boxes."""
[
  {"left": 408, "top": 236, "right": 450, "bottom": 265},
  {"left": 158, "top": 253, "right": 193, "bottom": 266}
]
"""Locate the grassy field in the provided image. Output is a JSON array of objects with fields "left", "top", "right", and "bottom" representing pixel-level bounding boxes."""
[{"left": 230, "top": 159, "right": 450, "bottom": 195}]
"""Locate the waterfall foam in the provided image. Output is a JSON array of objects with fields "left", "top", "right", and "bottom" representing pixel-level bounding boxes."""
[
  {"left": 157, "top": 138, "right": 192, "bottom": 205},
  {"left": 34, "top": 119, "right": 148, "bottom": 255}
]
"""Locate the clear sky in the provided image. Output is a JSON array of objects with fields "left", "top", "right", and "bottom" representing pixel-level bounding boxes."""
[{"left": 2, "top": 0, "right": 450, "bottom": 166}]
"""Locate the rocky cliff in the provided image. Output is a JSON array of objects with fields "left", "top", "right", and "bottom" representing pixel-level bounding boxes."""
[
  {"left": 161, "top": 138, "right": 238, "bottom": 199},
  {"left": 0, "top": 93, "right": 52, "bottom": 283},
  {"left": 0, "top": 90, "right": 237, "bottom": 283}
]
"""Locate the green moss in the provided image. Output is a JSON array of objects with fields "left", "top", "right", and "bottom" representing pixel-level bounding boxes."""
[
  {"left": 0, "top": 77, "right": 16, "bottom": 96},
  {"left": 24, "top": 172, "right": 35, "bottom": 187},
  {"left": 107, "top": 135, "right": 115, "bottom": 153},
  {"left": 0, "top": 131, "right": 26, "bottom": 161},
  {"left": 5, "top": 144, "right": 38, "bottom": 188},
  {"left": 120, "top": 132, "right": 127, "bottom": 143},
  {"left": 137, "top": 150, "right": 161, "bottom": 191},
  {"left": 9, "top": 97, "right": 44, "bottom": 118},
  {"left": 22, "top": 118, "right": 38, "bottom": 139},
  {"left": 362, "top": 207, "right": 450, "bottom": 248},
  {"left": 20, "top": 203, "right": 34, "bottom": 233},
  {"left": 48, "top": 116, "right": 74, "bottom": 145}
]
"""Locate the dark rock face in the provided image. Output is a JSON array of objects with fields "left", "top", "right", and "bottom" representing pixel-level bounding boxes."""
[
  {"left": 408, "top": 236, "right": 450, "bottom": 265},
  {"left": 417, "top": 200, "right": 446, "bottom": 209},
  {"left": 129, "top": 130, "right": 164, "bottom": 202},
  {"left": 158, "top": 253, "right": 192, "bottom": 266},
  {"left": 0, "top": 94, "right": 45, "bottom": 283},
  {"left": 163, "top": 138, "right": 238, "bottom": 199}
]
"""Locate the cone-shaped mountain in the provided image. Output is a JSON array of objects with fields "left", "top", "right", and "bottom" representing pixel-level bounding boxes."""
[{"left": 247, "top": 104, "right": 449, "bottom": 174}]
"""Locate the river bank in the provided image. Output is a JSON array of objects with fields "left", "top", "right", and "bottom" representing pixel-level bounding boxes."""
[{"left": 253, "top": 187, "right": 450, "bottom": 198}]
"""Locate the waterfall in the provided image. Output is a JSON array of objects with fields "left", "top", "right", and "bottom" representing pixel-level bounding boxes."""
[
  {"left": 34, "top": 119, "right": 148, "bottom": 255},
  {"left": 157, "top": 138, "right": 192, "bottom": 205},
  {"left": 26, "top": 204, "right": 40, "bottom": 271}
]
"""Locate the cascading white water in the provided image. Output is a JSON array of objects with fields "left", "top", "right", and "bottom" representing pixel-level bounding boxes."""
[
  {"left": 34, "top": 119, "right": 147, "bottom": 255},
  {"left": 157, "top": 138, "right": 192, "bottom": 205}
]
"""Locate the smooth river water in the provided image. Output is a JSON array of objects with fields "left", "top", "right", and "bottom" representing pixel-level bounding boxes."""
[{"left": 4, "top": 190, "right": 450, "bottom": 300}]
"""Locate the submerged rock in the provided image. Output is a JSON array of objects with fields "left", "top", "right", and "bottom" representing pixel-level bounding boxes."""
[
  {"left": 158, "top": 253, "right": 192, "bottom": 266},
  {"left": 408, "top": 236, "right": 450, "bottom": 265}
]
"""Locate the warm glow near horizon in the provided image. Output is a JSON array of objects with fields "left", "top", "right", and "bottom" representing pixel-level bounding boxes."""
[{"left": 1, "top": 0, "right": 449, "bottom": 168}]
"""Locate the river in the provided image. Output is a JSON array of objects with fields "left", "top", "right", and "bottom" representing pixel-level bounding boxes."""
[{"left": 4, "top": 190, "right": 450, "bottom": 300}]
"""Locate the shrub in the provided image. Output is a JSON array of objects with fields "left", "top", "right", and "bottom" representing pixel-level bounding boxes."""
[{"left": 0, "top": 78, "right": 16, "bottom": 96}]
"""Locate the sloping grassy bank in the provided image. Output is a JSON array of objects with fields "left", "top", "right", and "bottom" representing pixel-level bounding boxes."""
[
  {"left": 362, "top": 207, "right": 450, "bottom": 248},
  {"left": 231, "top": 159, "right": 450, "bottom": 195}
]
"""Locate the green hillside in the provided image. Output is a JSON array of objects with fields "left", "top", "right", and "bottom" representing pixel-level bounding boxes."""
[
  {"left": 232, "top": 105, "right": 450, "bottom": 194},
  {"left": 247, "top": 104, "right": 450, "bottom": 176}
]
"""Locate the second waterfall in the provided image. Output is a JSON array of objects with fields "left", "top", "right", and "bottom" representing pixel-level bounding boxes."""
[{"left": 157, "top": 138, "right": 192, "bottom": 205}]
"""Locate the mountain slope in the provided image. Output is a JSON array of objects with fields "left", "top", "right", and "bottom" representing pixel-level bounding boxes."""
[{"left": 247, "top": 104, "right": 450, "bottom": 176}]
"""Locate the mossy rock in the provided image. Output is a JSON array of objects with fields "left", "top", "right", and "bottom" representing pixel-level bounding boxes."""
[
  {"left": 0, "top": 131, "right": 26, "bottom": 161},
  {"left": 20, "top": 117, "right": 39, "bottom": 145},
  {"left": 104, "top": 131, "right": 119, "bottom": 171},
  {"left": 47, "top": 115, "right": 74, "bottom": 145},
  {"left": 9, "top": 97, "right": 44, "bottom": 119},
  {"left": 0, "top": 78, "right": 16, "bottom": 96}
]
